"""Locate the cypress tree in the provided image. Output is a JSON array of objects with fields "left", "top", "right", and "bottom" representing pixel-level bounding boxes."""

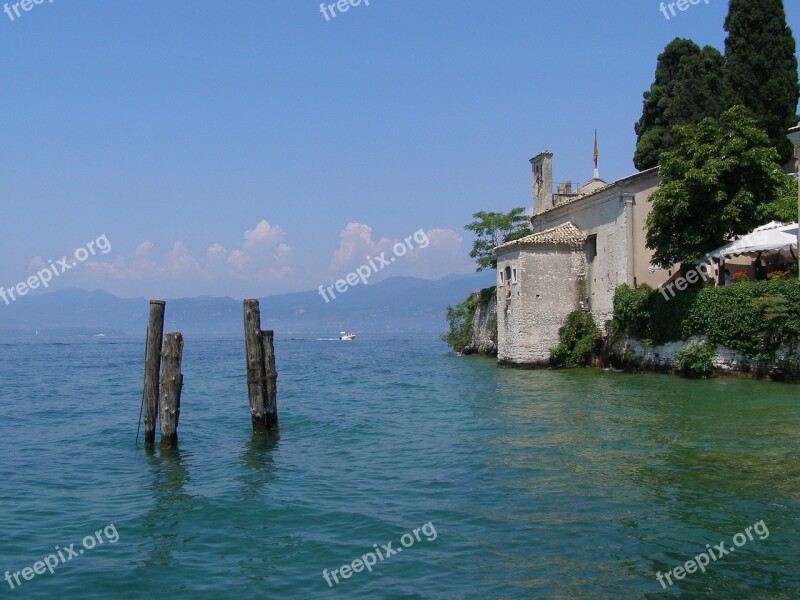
[
  {"left": 724, "top": 0, "right": 799, "bottom": 165},
  {"left": 634, "top": 39, "right": 726, "bottom": 171}
]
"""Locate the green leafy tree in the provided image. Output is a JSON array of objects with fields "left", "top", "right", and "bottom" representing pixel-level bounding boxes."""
[
  {"left": 465, "top": 208, "right": 531, "bottom": 271},
  {"left": 757, "top": 172, "right": 800, "bottom": 223},
  {"left": 646, "top": 106, "right": 788, "bottom": 266},
  {"left": 724, "top": 0, "right": 800, "bottom": 165},
  {"left": 634, "top": 39, "right": 727, "bottom": 170}
]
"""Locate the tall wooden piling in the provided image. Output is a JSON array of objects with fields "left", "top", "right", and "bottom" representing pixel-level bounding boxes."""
[
  {"left": 159, "top": 332, "right": 184, "bottom": 449},
  {"left": 243, "top": 300, "right": 278, "bottom": 433},
  {"left": 143, "top": 300, "right": 166, "bottom": 447},
  {"left": 260, "top": 329, "right": 278, "bottom": 429}
]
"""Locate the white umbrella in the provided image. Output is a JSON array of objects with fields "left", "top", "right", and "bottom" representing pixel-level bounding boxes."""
[{"left": 704, "top": 222, "right": 798, "bottom": 261}]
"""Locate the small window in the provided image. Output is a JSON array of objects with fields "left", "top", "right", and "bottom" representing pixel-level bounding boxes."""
[
  {"left": 511, "top": 268, "right": 518, "bottom": 284},
  {"left": 499, "top": 271, "right": 505, "bottom": 285},
  {"left": 587, "top": 235, "right": 597, "bottom": 262}
]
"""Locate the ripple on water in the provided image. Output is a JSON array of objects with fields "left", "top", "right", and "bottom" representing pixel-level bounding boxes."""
[{"left": 0, "top": 336, "right": 798, "bottom": 599}]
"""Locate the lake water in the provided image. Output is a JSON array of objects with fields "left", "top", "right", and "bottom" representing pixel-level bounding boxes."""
[{"left": 0, "top": 335, "right": 798, "bottom": 599}]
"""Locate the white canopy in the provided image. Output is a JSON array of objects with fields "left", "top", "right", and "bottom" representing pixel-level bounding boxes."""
[{"left": 703, "top": 221, "right": 798, "bottom": 261}]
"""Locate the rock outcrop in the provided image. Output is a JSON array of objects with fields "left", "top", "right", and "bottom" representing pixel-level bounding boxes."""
[{"left": 463, "top": 293, "right": 497, "bottom": 356}]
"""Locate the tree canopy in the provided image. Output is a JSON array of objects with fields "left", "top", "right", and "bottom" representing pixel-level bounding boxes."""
[
  {"left": 757, "top": 171, "right": 800, "bottom": 224},
  {"left": 465, "top": 208, "right": 531, "bottom": 271},
  {"left": 633, "top": 39, "right": 726, "bottom": 171},
  {"left": 645, "top": 106, "right": 789, "bottom": 267},
  {"left": 635, "top": 2, "right": 799, "bottom": 169},
  {"left": 724, "top": 0, "right": 799, "bottom": 165}
]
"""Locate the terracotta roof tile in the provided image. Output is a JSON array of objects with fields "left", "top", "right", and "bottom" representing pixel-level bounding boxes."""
[{"left": 496, "top": 222, "right": 585, "bottom": 252}]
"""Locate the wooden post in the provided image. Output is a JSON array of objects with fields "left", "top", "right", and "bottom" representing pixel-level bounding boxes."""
[
  {"left": 143, "top": 300, "right": 166, "bottom": 448},
  {"left": 260, "top": 330, "right": 278, "bottom": 429},
  {"left": 243, "top": 300, "right": 277, "bottom": 433},
  {"left": 159, "top": 332, "right": 184, "bottom": 449}
]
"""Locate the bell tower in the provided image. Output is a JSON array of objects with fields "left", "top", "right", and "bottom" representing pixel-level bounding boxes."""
[{"left": 530, "top": 151, "right": 553, "bottom": 214}]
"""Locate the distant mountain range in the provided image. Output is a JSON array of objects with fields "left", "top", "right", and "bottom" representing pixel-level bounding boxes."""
[{"left": 0, "top": 272, "right": 496, "bottom": 337}]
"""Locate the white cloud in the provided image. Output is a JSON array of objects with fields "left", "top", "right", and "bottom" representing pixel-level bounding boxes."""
[
  {"left": 55, "top": 220, "right": 474, "bottom": 297},
  {"left": 328, "top": 223, "right": 394, "bottom": 273},
  {"left": 76, "top": 219, "right": 295, "bottom": 296},
  {"left": 243, "top": 220, "right": 285, "bottom": 249},
  {"left": 326, "top": 223, "right": 471, "bottom": 281}
]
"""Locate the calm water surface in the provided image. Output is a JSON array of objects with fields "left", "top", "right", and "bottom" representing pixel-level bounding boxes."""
[{"left": 0, "top": 335, "right": 798, "bottom": 599}]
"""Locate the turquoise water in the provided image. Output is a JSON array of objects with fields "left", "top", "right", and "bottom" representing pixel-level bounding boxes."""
[{"left": 0, "top": 335, "right": 798, "bottom": 599}]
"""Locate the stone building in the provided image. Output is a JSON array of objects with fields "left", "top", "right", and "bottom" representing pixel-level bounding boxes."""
[{"left": 495, "top": 152, "right": 665, "bottom": 366}]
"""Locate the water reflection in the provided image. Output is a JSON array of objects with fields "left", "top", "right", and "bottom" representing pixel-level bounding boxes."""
[
  {"left": 238, "top": 431, "right": 280, "bottom": 501},
  {"left": 140, "top": 446, "right": 192, "bottom": 568},
  {"left": 467, "top": 368, "right": 800, "bottom": 597}
]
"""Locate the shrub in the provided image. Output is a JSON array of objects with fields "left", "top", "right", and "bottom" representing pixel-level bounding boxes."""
[
  {"left": 441, "top": 294, "right": 477, "bottom": 353},
  {"left": 754, "top": 294, "right": 791, "bottom": 362},
  {"left": 672, "top": 341, "right": 715, "bottom": 378},
  {"left": 479, "top": 286, "right": 497, "bottom": 305},
  {"left": 612, "top": 284, "right": 650, "bottom": 340},
  {"left": 442, "top": 287, "right": 496, "bottom": 353},
  {"left": 550, "top": 310, "right": 602, "bottom": 368},
  {"left": 612, "top": 279, "right": 800, "bottom": 361}
]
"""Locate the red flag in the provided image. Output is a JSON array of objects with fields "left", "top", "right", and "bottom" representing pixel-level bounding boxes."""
[{"left": 593, "top": 129, "right": 599, "bottom": 169}]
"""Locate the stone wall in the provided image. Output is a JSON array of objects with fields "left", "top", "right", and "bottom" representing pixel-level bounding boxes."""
[
  {"left": 610, "top": 335, "right": 800, "bottom": 380},
  {"left": 531, "top": 169, "right": 663, "bottom": 329},
  {"left": 497, "top": 247, "right": 587, "bottom": 366}
]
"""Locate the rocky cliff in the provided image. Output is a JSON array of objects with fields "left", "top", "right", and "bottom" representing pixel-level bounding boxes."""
[{"left": 464, "top": 293, "right": 497, "bottom": 356}]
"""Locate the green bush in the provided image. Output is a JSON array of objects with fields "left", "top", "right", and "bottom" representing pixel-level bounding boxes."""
[
  {"left": 672, "top": 341, "right": 715, "bottom": 378},
  {"left": 612, "top": 284, "right": 650, "bottom": 340},
  {"left": 479, "top": 286, "right": 497, "bottom": 305},
  {"left": 550, "top": 310, "right": 602, "bottom": 368},
  {"left": 612, "top": 279, "right": 800, "bottom": 361},
  {"left": 441, "top": 295, "right": 477, "bottom": 353},
  {"left": 754, "top": 294, "right": 791, "bottom": 361},
  {"left": 442, "top": 286, "right": 497, "bottom": 353}
]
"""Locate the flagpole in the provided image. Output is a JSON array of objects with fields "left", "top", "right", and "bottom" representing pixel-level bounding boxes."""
[{"left": 593, "top": 129, "right": 600, "bottom": 179}]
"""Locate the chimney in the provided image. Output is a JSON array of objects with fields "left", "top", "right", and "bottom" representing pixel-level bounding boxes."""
[{"left": 530, "top": 151, "right": 553, "bottom": 214}]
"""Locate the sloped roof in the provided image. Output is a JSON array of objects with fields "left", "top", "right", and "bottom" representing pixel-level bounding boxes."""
[
  {"left": 496, "top": 221, "right": 586, "bottom": 253},
  {"left": 535, "top": 166, "right": 659, "bottom": 217}
]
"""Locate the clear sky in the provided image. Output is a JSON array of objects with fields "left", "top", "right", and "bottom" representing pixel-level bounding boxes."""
[{"left": 1, "top": 0, "right": 798, "bottom": 299}]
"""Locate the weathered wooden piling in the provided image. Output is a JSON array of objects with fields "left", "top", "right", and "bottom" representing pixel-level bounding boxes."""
[
  {"left": 243, "top": 300, "right": 278, "bottom": 433},
  {"left": 143, "top": 300, "right": 166, "bottom": 447},
  {"left": 159, "top": 332, "right": 184, "bottom": 449},
  {"left": 260, "top": 329, "right": 278, "bottom": 429}
]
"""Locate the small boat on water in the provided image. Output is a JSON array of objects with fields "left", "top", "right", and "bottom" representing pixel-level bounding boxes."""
[{"left": 339, "top": 331, "right": 356, "bottom": 341}]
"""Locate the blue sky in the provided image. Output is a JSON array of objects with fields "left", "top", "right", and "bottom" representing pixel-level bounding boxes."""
[{"left": 1, "top": 0, "right": 798, "bottom": 298}]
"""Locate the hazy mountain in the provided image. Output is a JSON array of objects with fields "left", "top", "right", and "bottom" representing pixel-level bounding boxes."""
[{"left": 0, "top": 272, "right": 496, "bottom": 337}]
